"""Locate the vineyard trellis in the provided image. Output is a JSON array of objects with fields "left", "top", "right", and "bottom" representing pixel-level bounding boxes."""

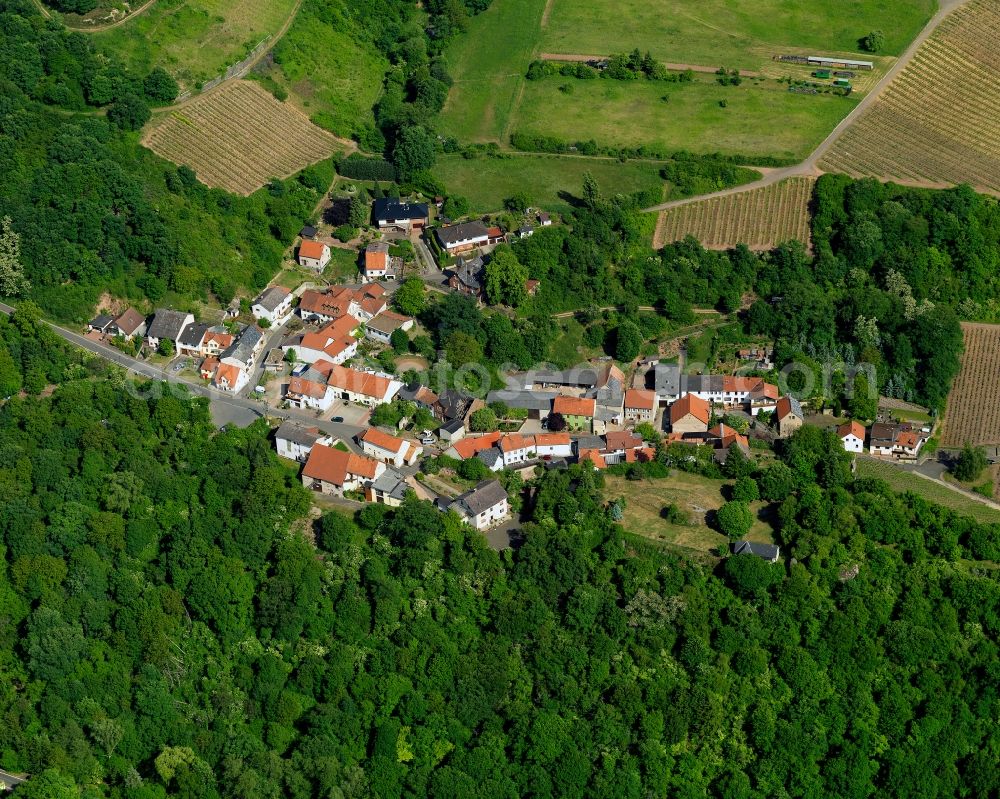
[
  {"left": 142, "top": 81, "right": 341, "bottom": 195},
  {"left": 654, "top": 177, "right": 814, "bottom": 251},
  {"left": 941, "top": 323, "right": 1000, "bottom": 448}
]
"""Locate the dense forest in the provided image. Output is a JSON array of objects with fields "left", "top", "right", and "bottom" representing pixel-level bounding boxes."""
[
  {"left": 0, "top": 0, "right": 328, "bottom": 322},
  {"left": 1, "top": 304, "right": 999, "bottom": 799}
]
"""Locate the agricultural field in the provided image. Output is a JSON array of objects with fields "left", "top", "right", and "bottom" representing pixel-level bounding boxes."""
[
  {"left": 940, "top": 323, "right": 1000, "bottom": 448},
  {"left": 539, "top": 0, "right": 934, "bottom": 71},
  {"left": 605, "top": 473, "right": 776, "bottom": 557},
  {"left": 820, "top": 0, "right": 1000, "bottom": 193},
  {"left": 514, "top": 75, "right": 852, "bottom": 161},
  {"left": 93, "top": 0, "right": 298, "bottom": 92},
  {"left": 654, "top": 177, "right": 815, "bottom": 250},
  {"left": 433, "top": 154, "right": 665, "bottom": 214},
  {"left": 142, "top": 81, "right": 345, "bottom": 195},
  {"left": 856, "top": 459, "right": 1000, "bottom": 525}
]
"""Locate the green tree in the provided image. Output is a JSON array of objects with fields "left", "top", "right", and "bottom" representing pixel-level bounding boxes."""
[
  {"left": 394, "top": 277, "right": 426, "bottom": 316},
  {"left": 457, "top": 457, "right": 489, "bottom": 481},
  {"left": 759, "top": 462, "right": 795, "bottom": 501},
  {"left": 158, "top": 339, "right": 175, "bottom": 357},
  {"left": 469, "top": 407, "right": 498, "bottom": 432},
  {"left": 390, "top": 327, "right": 410, "bottom": 353},
  {"left": 0, "top": 344, "right": 22, "bottom": 397},
  {"left": 392, "top": 126, "right": 436, "bottom": 181},
  {"left": 484, "top": 246, "right": 528, "bottom": 307},
  {"left": 107, "top": 94, "right": 151, "bottom": 130},
  {"left": 446, "top": 331, "right": 483, "bottom": 366},
  {"left": 848, "top": 372, "right": 878, "bottom": 421},
  {"left": 953, "top": 443, "right": 988, "bottom": 482},
  {"left": 143, "top": 67, "right": 179, "bottom": 104},
  {"left": 614, "top": 320, "right": 642, "bottom": 362},
  {"left": 861, "top": 29, "right": 886, "bottom": 52},
  {"left": 504, "top": 192, "right": 531, "bottom": 213},
  {"left": 582, "top": 172, "right": 601, "bottom": 208},
  {"left": 715, "top": 501, "right": 753, "bottom": 539},
  {"left": 0, "top": 216, "right": 30, "bottom": 297},
  {"left": 731, "top": 476, "right": 759, "bottom": 503},
  {"left": 348, "top": 195, "right": 369, "bottom": 228}
]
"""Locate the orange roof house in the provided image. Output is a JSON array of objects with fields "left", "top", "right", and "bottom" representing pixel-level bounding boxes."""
[
  {"left": 578, "top": 448, "right": 606, "bottom": 469},
  {"left": 837, "top": 420, "right": 866, "bottom": 440},
  {"left": 287, "top": 376, "right": 328, "bottom": 400},
  {"left": 302, "top": 444, "right": 381, "bottom": 488},
  {"left": 670, "top": 394, "right": 711, "bottom": 426},
  {"left": 624, "top": 389, "right": 656, "bottom": 410},
  {"left": 449, "top": 431, "right": 503, "bottom": 460},
  {"left": 552, "top": 395, "right": 596, "bottom": 418},
  {"left": 359, "top": 427, "right": 407, "bottom": 455},
  {"left": 708, "top": 423, "right": 749, "bottom": 451},
  {"left": 299, "top": 239, "right": 328, "bottom": 261}
]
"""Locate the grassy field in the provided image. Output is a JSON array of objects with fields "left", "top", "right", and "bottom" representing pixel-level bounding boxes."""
[
  {"left": 655, "top": 177, "right": 815, "bottom": 250},
  {"left": 251, "top": 8, "right": 388, "bottom": 138},
  {"left": 433, "top": 153, "right": 664, "bottom": 213},
  {"left": 143, "top": 81, "right": 344, "bottom": 195},
  {"left": 821, "top": 0, "right": 1000, "bottom": 193},
  {"left": 856, "top": 459, "right": 1000, "bottom": 525},
  {"left": 515, "top": 75, "right": 854, "bottom": 161},
  {"left": 93, "top": 0, "right": 298, "bottom": 91},
  {"left": 540, "top": 0, "right": 934, "bottom": 70},
  {"left": 605, "top": 473, "right": 775, "bottom": 556},
  {"left": 438, "top": 0, "right": 546, "bottom": 143}
]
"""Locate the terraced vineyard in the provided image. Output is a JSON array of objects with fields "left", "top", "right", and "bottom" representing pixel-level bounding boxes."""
[
  {"left": 941, "top": 323, "right": 1000, "bottom": 448},
  {"left": 142, "top": 81, "right": 343, "bottom": 195},
  {"left": 820, "top": 0, "right": 1000, "bottom": 192},
  {"left": 653, "top": 177, "right": 814, "bottom": 250}
]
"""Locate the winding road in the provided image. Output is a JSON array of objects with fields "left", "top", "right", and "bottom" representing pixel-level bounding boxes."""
[{"left": 641, "top": 0, "right": 975, "bottom": 214}]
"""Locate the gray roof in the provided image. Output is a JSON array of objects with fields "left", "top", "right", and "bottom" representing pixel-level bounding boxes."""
[
  {"left": 732, "top": 540, "right": 780, "bottom": 561},
  {"left": 477, "top": 448, "right": 503, "bottom": 469},
  {"left": 254, "top": 286, "right": 289, "bottom": 312},
  {"left": 441, "top": 418, "right": 465, "bottom": 435},
  {"left": 264, "top": 347, "right": 285, "bottom": 365},
  {"left": 178, "top": 322, "right": 210, "bottom": 349},
  {"left": 528, "top": 366, "right": 604, "bottom": 388},
  {"left": 486, "top": 389, "right": 559, "bottom": 411},
  {"left": 275, "top": 422, "right": 324, "bottom": 447},
  {"left": 367, "top": 312, "right": 412, "bottom": 335},
  {"left": 575, "top": 435, "right": 605, "bottom": 451},
  {"left": 366, "top": 240, "right": 390, "bottom": 254},
  {"left": 654, "top": 363, "right": 680, "bottom": 397},
  {"left": 783, "top": 395, "right": 804, "bottom": 419},
  {"left": 437, "top": 221, "right": 489, "bottom": 246},
  {"left": 369, "top": 468, "right": 409, "bottom": 501},
  {"left": 221, "top": 325, "right": 263, "bottom": 365},
  {"left": 147, "top": 309, "right": 191, "bottom": 340},
  {"left": 373, "top": 198, "right": 429, "bottom": 222},
  {"left": 89, "top": 314, "right": 114, "bottom": 329},
  {"left": 455, "top": 480, "right": 508, "bottom": 515},
  {"left": 437, "top": 390, "right": 472, "bottom": 421},
  {"left": 683, "top": 374, "right": 724, "bottom": 393},
  {"left": 451, "top": 256, "right": 485, "bottom": 291}
]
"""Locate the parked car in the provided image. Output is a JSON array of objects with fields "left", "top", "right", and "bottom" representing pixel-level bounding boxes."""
[{"left": 331, "top": 416, "right": 345, "bottom": 423}]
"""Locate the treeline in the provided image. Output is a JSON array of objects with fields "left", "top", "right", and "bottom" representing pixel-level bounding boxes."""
[
  {"left": 0, "top": 0, "right": 329, "bottom": 321},
  {"left": 1, "top": 316, "right": 998, "bottom": 797}
]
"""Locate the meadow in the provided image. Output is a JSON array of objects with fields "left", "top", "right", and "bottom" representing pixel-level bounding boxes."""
[
  {"left": 514, "top": 75, "right": 854, "bottom": 161},
  {"left": 432, "top": 153, "right": 664, "bottom": 214},
  {"left": 540, "top": 0, "right": 935, "bottom": 70},
  {"left": 93, "top": 0, "right": 298, "bottom": 91}
]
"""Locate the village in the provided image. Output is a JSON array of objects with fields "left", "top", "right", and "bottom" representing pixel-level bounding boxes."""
[{"left": 82, "top": 190, "right": 933, "bottom": 547}]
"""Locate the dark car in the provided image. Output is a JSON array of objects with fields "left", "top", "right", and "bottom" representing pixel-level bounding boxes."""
[{"left": 331, "top": 416, "right": 345, "bottom": 423}]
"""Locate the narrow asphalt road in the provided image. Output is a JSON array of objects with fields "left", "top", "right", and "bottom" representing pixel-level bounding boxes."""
[
  {"left": 641, "top": 0, "right": 974, "bottom": 214},
  {"left": 0, "top": 769, "right": 25, "bottom": 790},
  {"left": 0, "top": 302, "right": 365, "bottom": 442}
]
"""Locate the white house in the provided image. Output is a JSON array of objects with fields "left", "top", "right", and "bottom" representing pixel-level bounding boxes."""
[
  {"left": 498, "top": 434, "right": 535, "bottom": 468},
  {"left": 365, "top": 311, "right": 415, "bottom": 345},
  {"left": 362, "top": 241, "right": 397, "bottom": 283},
  {"left": 436, "top": 221, "right": 490, "bottom": 254},
  {"left": 286, "top": 315, "right": 360, "bottom": 365},
  {"left": 252, "top": 286, "right": 293, "bottom": 326},
  {"left": 447, "top": 480, "right": 509, "bottom": 531},
  {"left": 285, "top": 375, "right": 335, "bottom": 412},
  {"left": 302, "top": 443, "right": 385, "bottom": 496},
  {"left": 365, "top": 468, "right": 410, "bottom": 506},
  {"left": 325, "top": 364, "right": 402, "bottom": 407},
  {"left": 372, "top": 199, "right": 428, "bottom": 231},
  {"left": 298, "top": 239, "right": 331, "bottom": 270},
  {"left": 275, "top": 422, "right": 333, "bottom": 462},
  {"left": 358, "top": 428, "right": 422, "bottom": 467},
  {"left": 623, "top": 389, "right": 657, "bottom": 423},
  {"left": 532, "top": 433, "right": 573, "bottom": 459},
  {"left": 838, "top": 420, "right": 866, "bottom": 453},
  {"left": 146, "top": 309, "right": 194, "bottom": 351},
  {"left": 213, "top": 362, "right": 249, "bottom": 393}
]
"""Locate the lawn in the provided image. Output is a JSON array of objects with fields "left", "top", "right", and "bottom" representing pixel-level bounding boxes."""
[
  {"left": 433, "top": 153, "right": 665, "bottom": 214},
  {"left": 93, "top": 0, "right": 299, "bottom": 92},
  {"left": 540, "top": 0, "right": 935, "bottom": 70},
  {"left": 856, "top": 459, "right": 1000, "bottom": 525},
  {"left": 515, "top": 75, "right": 855, "bottom": 161},
  {"left": 438, "top": 0, "right": 547, "bottom": 142},
  {"left": 605, "top": 472, "right": 775, "bottom": 556}
]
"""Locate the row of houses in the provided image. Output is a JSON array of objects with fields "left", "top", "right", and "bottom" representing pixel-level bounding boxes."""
[{"left": 840, "top": 420, "right": 927, "bottom": 459}]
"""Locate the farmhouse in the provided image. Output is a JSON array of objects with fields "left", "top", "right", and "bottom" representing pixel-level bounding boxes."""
[
  {"left": 869, "top": 422, "right": 925, "bottom": 460},
  {"left": 298, "top": 285, "right": 387, "bottom": 324},
  {"left": 774, "top": 395, "right": 804, "bottom": 438},
  {"left": 446, "top": 480, "right": 509, "bottom": 531},
  {"left": 298, "top": 239, "right": 331, "bottom": 271},
  {"left": 288, "top": 315, "right": 360, "bottom": 365},
  {"left": 365, "top": 311, "right": 415, "bottom": 345},
  {"left": 146, "top": 309, "right": 193, "bottom": 351},
  {"left": 285, "top": 374, "right": 335, "bottom": 412},
  {"left": 446, "top": 431, "right": 503, "bottom": 461},
  {"left": 358, "top": 428, "right": 422, "bottom": 467},
  {"left": 624, "top": 389, "right": 657, "bottom": 422},
  {"left": 274, "top": 422, "right": 332, "bottom": 462},
  {"left": 437, "top": 221, "right": 490, "bottom": 254},
  {"left": 251, "top": 286, "right": 293, "bottom": 325},
  {"left": 324, "top": 364, "right": 402, "bottom": 406},
  {"left": 372, "top": 198, "right": 429, "bottom": 231},
  {"left": 602, "top": 431, "right": 651, "bottom": 465},
  {"left": 301, "top": 443, "right": 385, "bottom": 496},
  {"left": 112, "top": 308, "right": 147, "bottom": 340},
  {"left": 362, "top": 241, "right": 398, "bottom": 283},
  {"left": 669, "top": 394, "right": 711, "bottom": 434},
  {"left": 838, "top": 420, "right": 866, "bottom": 453},
  {"left": 552, "top": 395, "right": 596, "bottom": 431}
]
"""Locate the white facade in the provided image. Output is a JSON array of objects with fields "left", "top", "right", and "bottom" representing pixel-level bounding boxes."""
[
  {"left": 500, "top": 444, "right": 534, "bottom": 467},
  {"left": 533, "top": 440, "right": 573, "bottom": 459},
  {"left": 287, "top": 386, "right": 335, "bottom": 412},
  {"left": 276, "top": 433, "right": 332, "bottom": 462},
  {"left": 299, "top": 244, "right": 331, "bottom": 270},
  {"left": 841, "top": 433, "right": 864, "bottom": 453},
  {"left": 252, "top": 291, "right": 293, "bottom": 326},
  {"left": 360, "top": 438, "right": 422, "bottom": 468},
  {"left": 291, "top": 338, "right": 358, "bottom": 366},
  {"left": 456, "top": 497, "right": 509, "bottom": 530}
]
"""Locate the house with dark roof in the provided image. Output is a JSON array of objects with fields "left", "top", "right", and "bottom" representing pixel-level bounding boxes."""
[
  {"left": 652, "top": 363, "right": 681, "bottom": 404},
  {"left": 372, "top": 198, "right": 429, "bottom": 231},
  {"left": 436, "top": 221, "right": 490, "bottom": 254},
  {"left": 112, "top": 308, "right": 147, "bottom": 340},
  {"left": 252, "top": 286, "right": 293, "bottom": 325},
  {"left": 177, "top": 323, "right": 210, "bottom": 357},
  {"left": 439, "top": 418, "right": 466, "bottom": 444},
  {"left": 365, "top": 468, "right": 411, "bottom": 507},
  {"left": 299, "top": 224, "right": 318, "bottom": 239},
  {"left": 274, "top": 422, "right": 332, "bottom": 462},
  {"left": 448, "top": 255, "right": 486, "bottom": 300},
  {"left": 446, "top": 480, "right": 509, "bottom": 530},
  {"left": 88, "top": 314, "right": 114, "bottom": 334},
  {"left": 146, "top": 309, "right": 194, "bottom": 351},
  {"left": 731, "top": 540, "right": 780, "bottom": 562}
]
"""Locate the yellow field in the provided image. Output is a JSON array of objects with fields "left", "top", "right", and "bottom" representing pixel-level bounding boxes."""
[
  {"left": 142, "top": 81, "right": 343, "bottom": 195},
  {"left": 820, "top": 0, "right": 1000, "bottom": 192},
  {"left": 654, "top": 177, "right": 814, "bottom": 250},
  {"left": 941, "top": 323, "right": 1000, "bottom": 448}
]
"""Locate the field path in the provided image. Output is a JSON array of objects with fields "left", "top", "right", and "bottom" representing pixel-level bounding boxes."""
[
  {"left": 540, "top": 0, "right": 555, "bottom": 28},
  {"left": 641, "top": 0, "right": 976, "bottom": 214},
  {"left": 538, "top": 53, "right": 760, "bottom": 77}
]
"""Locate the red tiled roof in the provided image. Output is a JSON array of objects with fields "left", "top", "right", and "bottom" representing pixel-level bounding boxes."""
[
  {"left": 553, "top": 395, "right": 596, "bottom": 417},
  {"left": 579, "top": 448, "right": 606, "bottom": 469},
  {"left": 299, "top": 240, "right": 328, "bottom": 260},
  {"left": 838, "top": 420, "right": 866, "bottom": 440},
  {"left": 897, "top": 431, "right": 920, "bottom": 448},
  {"left": 203, "top": 330, "right": 234, "bottom": 349},
  {"left": 214, "top": 363, "right": 242, "bottom": 388},
  {"left": 624, "top": 388, "right": 656, "bottom": 410},
  {"left": 670, "top": 394, "right": 711, "bottom": 425},
  {"left": 303, "top": 443, "right": 381, "bottom": 485},
  {"left": 360, "top": 427, "right": 406, "bottom": 454},
  {"left": 708, "top": 423, "right": 749, "bottom": 450},
  {"left": 775, "top": 396, "right": 801, "bottom": 421},
  {"left": 533, "top": 433, "right": 570, "bottom": 446},
  {"left": 499, "top": 434, "right": 533, "bottom": 452},
  {"left": 200, "top": 356, "right": 219, "bottom": 377},
  {"left": 365, "top": 248, "right": 389, "bottom": 271},
  {"left": 326, "top": 365, "right": 395, "bottom": 401},
  {"left": 604, "top": 431, "right": 643, "bottom": 451},
  {"left": 449, "top": 432, "right": 502, "bottom": 460},
  {"left": 288, "top": 376, "right": 328, "bottom": 400}
]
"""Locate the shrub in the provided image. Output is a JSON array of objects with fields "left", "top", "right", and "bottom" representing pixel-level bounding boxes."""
[{"left": 715, "top": 501, "right": 753, "bottom": 539}]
